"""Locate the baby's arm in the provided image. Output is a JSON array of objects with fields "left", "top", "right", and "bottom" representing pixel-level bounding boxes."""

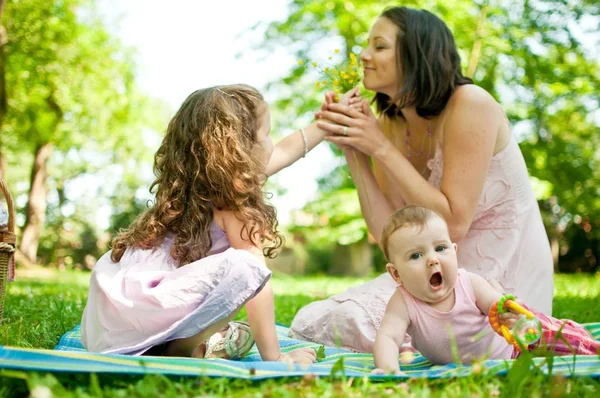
[
  {"left": 468, "top": 272, "right": 503, "bottom": 316},
  {"left": 217, "top": 211, "right": 315, "bottom": 363},
  {"left": 469, "top": 272, "right": 524, "bottom": 329},
  {"left": 373, "top": 290, "right": 410, "bottom": 375}
]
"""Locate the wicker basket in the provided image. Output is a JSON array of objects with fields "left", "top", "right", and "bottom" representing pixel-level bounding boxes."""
[{"left": 0, "top": 178, "right": 16, "bottom": 326}]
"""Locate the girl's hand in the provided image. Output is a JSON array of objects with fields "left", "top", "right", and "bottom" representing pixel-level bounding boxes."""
[
  {"left": 336, "top": 87, "right": 363, "bottom": 111},
  {"left": 277, "top": 347, "right": 317, "bottom": 364},
  {"left": 371, "top": 368, "right": 404, "bottom": 376},
  {"left": 319, "top": 87, "right": 362, "bottom": 114},
  {"left": 316, "top": 100, "right": 392, "bottom": 158}
]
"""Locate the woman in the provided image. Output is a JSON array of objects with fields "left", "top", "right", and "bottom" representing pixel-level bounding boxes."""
[{"left": 289, "top": 6, "right": 554, "bottom": 353}]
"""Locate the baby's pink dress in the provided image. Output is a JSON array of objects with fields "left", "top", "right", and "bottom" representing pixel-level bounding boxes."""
[
  {"left": 290, "top": 137, "right": 554, "bottom": 352},
  {"left": 398, "top": 269, "right": 514, "bottom": 365},
  {"left": 81, "top": 222, "right": 271, "bottom": 355}
]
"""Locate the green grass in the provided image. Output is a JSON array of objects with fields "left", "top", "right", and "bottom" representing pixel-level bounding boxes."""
[{"left": 1, "top": 270, "right": 599, "bottom": 397}]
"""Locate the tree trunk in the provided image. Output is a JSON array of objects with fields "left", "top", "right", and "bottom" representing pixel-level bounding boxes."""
[
  {"left": 551, "top": 235, "right": 560, "bottom": 273},
  {"left": 467, "top": 5, "right": 488, "bottom": 78},
  {"left": 0, "top": 151, "right": 5, "bottom": 181},
  {"left": 20, "top": 142, "right": 53, "bottom": 263},
  {"left": 552, "top": 225, "right": 561, "bottom": 273},
  {"left": 331, "top": 241, "right": 373, "bottom": 277},
  {"left": 0, "top": 0, "right": 7, "bottom": 127}
]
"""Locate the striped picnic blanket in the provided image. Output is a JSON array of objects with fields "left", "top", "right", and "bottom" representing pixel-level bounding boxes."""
[{"left": 0, "top": 323, "right": 598, "bottom": 380}]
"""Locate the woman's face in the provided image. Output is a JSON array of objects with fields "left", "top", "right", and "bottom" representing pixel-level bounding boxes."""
[{"left": 360, "top": 17, "right": 400, "bottom": 97}]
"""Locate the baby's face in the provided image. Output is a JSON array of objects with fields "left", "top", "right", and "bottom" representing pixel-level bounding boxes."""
[{"left": 387, "top": 216, "right": 458, "bottom": 306}]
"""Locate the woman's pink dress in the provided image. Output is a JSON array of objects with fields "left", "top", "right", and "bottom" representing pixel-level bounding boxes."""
[{"left": 289, "top": 136, "right": 554, "bottom": 352}]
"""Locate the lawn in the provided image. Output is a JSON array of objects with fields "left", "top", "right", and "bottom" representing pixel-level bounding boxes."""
[{"left": 1, "top": 269, "right": 599, "bottom": 397}]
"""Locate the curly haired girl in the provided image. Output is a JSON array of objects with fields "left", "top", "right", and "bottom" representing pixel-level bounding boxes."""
[{"left": 81, "top": 84, "right": 356, "bottom": 363}]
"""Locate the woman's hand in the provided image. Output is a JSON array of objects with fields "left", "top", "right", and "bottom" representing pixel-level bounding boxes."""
[
  {"left": 318, "top": 87, "right": 362, "bottom": 153},
  {"left": 277, "top": 347, "right": 317, "bottom": 364},
  {"left": 316, "top": 100, "right": 392, "bottom": 158}
]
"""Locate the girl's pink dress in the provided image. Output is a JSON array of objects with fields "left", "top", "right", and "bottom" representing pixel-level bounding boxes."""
[
  {"left": 81, "top": 222, "right": 271, "bottom": 355},
  {"left": 290, "top": 137, "right": 554, "bottom": 352}
]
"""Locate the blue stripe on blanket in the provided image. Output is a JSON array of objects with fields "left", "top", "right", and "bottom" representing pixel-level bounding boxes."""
[{"left": 0, "top": 323, "right": 598, "bottom": 380}]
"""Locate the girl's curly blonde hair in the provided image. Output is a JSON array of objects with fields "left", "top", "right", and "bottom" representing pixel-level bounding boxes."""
[{"left": 111, "top": 84, "right": 283, "bottom": 266}]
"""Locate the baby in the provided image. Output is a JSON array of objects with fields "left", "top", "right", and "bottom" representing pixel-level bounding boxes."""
[{"left": 372, "top": 206, "right": 599, "bottom": 374}]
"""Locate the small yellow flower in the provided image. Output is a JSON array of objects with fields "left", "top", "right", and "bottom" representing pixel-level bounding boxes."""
[
  {"left": 308, "top": 54, "right": 361, "bottom": 95},
  {"left": 298, "top": 60, "right": 304, "bottom": 65},
  {"left": 334, "top": 49, "right": 340, "bottom": 54}
]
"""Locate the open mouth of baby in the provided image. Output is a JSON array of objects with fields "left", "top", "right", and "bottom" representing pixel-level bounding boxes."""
[{"left": 429, "top": 272, "right": 443, "bottom": 288}]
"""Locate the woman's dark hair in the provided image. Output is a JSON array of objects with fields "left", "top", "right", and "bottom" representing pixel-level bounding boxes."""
[{"left": 374, "top": 7, "right": 473, "bottom": 119}]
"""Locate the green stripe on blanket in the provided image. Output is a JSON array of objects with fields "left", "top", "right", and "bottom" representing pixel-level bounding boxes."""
[{"left": 0, "top": 324, "right": 598, "bottom": 380}]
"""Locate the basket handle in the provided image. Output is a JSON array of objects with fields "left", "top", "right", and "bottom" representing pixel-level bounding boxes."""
[{"left": 0, "top": 177, "right": 15, "bottom": 235}]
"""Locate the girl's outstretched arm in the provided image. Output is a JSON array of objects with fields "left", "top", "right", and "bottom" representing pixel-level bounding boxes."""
[
  {"left": 265, "top": 123, "right": 326, "bottom": 177},
  {"left": 265, "top": 88, "right": 361, "bottom": 177}
]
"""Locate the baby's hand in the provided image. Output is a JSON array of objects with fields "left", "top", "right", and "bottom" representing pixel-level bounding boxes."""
[
  {"left": 499, "top": 296, "right": 528, "bottom": 329},
  {"left": 500, "top": 310, "right": 521, "bottom": 329},
  {"left": 277, "top": 347, "right": 317, "bottom": 364}
]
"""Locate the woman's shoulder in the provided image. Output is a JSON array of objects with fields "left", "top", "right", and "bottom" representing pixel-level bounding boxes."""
[
  {"left": 445, "top": 85, "right": 511, "bottom": 153},
  {"left": 448, "top": 85, "right": 501, "bottom": 113},
  {"left": 438, "top": 84, "right": 505, "bottom": 139}
]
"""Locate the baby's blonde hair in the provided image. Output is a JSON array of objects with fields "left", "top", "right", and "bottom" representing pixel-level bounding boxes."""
[{"left": 380, "top": 206, "right": 445, "bottom": 261}]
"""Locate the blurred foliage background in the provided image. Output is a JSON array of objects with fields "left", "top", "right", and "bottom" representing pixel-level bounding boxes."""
[{"left": 0, "top": 0, "right": 598, "bottom": 277}]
